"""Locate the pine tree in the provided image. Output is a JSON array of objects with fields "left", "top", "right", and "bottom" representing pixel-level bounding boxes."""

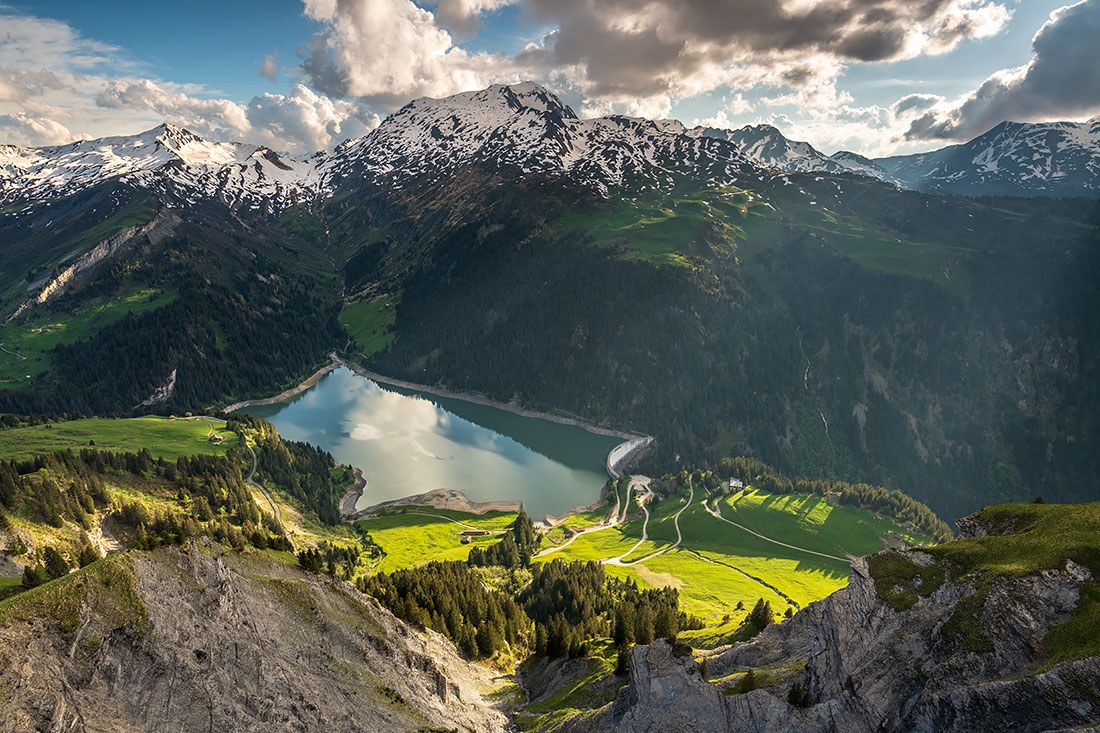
[
  {"left": 42, "top": 546, "right": 70, "bottom": 580},
  {"left": 735, "top": 669, "right": 757, "bottom": 694},
  {"left": 748, "top": 598, "right": 773, "bottom": 630},
  {"left": 615, "top": 647, "right": 631, "bottom": 676},
  {"left": 78, "top": 542, "right": 101, "bottom": 568},
  {"left": 614, "top": 602, "right": 636, "bottom": 647},
  {"left": 788, "top": 682, "right": 812, "bottom": 707},
  {"left": 635, "top": 606, "right": 655, "bottom": 645},
  {"left": 655, "top": 605, "right": 678, "bottom": 641},
  {"left": 22, "top": 564, "right": 48, "bottom": 589}
]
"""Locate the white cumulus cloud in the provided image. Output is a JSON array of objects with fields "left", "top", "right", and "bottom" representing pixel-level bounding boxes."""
[
  {"left": 300, "top": 0, "right": 523, "bottom": 111},
  {"left": 903, "top": 0, "right": 1100, "bottom": 140}
]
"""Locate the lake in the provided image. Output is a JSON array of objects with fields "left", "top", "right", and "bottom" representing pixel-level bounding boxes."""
[{"left": 241, "top": 367, "right": 624, "bottom": 519}]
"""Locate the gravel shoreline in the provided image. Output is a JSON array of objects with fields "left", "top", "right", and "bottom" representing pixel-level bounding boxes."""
[{"left": 334, "top": 355, "right": 647, "bottom": 442}]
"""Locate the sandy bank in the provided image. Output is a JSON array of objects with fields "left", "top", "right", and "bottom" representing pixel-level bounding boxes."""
[{"left": 339, "top": 468, "right": 366, "bottom": 516}]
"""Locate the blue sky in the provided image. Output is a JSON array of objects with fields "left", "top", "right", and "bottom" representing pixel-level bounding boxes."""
[{"left": 2, "top": 0, "right": 1096, "bottom": 155}]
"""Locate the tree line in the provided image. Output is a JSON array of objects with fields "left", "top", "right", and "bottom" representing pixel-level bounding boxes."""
[{"left": 709, "top": 456, "right": 953, "bottom": 542}]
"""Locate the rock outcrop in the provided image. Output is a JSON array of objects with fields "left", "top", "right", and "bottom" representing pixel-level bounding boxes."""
[
  {"left": 590, "top": 554, "right": 1099, "bottom": 732},
  {"left": 0, "top": 545, "right": 511, "bottom": 732}
]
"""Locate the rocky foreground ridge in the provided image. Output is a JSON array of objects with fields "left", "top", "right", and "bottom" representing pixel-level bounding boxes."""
[
  {"left": 0, "top": 545, "right": 511, "bottom": 732},
  {"left": 1, "top": 502, "right": 1097, "bottom": 732},
  {"left": 581, "top": 502, "right": 1100, "bottom": 732}
]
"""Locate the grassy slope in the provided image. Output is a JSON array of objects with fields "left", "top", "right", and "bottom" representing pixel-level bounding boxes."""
[
  {"left": 340, "top": 296, "right": 396, "bottom": 361},
  {"left": 555, "top": 184, "right": 753, "bottom": 267},
  {"left": 516, "top": 640, "right": 621, "bottom": 732},
  {"left": 720, "top": 489, "right": 929, "bottom": 558},
  {"left": 930, "top": 502, "right": 1100, "bottom": 667},
  {"left": 543, "top": 486, "right": 929, "bottom": 622},
  {"left": 0, "top": 416, "right": 238, "bottom": 462},
  {"left": 543, "top": 509, "right": 613, "bottom": 546},
  {"left": 0, "top": 287, "right": 177, "bottom": 387},
  {"left": 0, "top": 552, "right": 147, "bottom": 634},
  {"left": 868, "top": 501, "right": 1100, "bottom": 668},
  {"left": 356, "top": 509, "right": 517, "bottom": 574},
  {"left": 0, "top": 192, "right": 158, "bottom": 313}
]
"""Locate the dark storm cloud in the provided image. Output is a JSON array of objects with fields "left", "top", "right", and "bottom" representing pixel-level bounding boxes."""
[
  {"left": 520, "top": 0, "right": 1009, "bottom": 98},
  {"left": 905, "top": 0, "right": 1100, "bottom": 140}
]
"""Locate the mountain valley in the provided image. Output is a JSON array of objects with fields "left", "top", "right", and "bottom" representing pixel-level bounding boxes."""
[{"left": 1, "top": 80, "right": 1099, "bottom": 732}]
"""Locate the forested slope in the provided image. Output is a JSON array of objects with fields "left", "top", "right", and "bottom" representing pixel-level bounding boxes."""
[{"left": 355, "top": 169, "right": 1100, "bottom": 521}]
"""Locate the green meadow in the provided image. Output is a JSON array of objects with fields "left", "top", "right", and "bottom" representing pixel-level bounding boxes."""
[
  {"left": 356, "top": 508, "right": 517, "bottom": 574},
  {"left": 0, "top": 288, "right": 177, "bottom": 387},
  {"left": 0, "top": 416, "right": 238, "bottom": 462},
  {"left": 540, "top": 486, "right": 929, "bottom": 623},
  {"left": 339, "top": 296, "right": 397, "bottom": 361}
]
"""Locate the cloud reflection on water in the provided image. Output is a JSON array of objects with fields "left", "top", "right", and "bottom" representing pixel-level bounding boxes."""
[{"left": 242, "top": 368, "right": 620, "bottom": 519}]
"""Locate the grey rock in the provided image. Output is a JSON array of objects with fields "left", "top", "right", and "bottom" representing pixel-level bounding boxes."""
[
  {"left": 0, "top": 546, "right": 511, "bottom": 732},
  {"left": 583, "top": 555, "right": 1099, "bottom": 732}
]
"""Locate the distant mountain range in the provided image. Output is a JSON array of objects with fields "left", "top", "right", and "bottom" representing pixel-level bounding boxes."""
[
  {"left": 696, "top": 118, "right": 1100, "bottom": 199},
  {"left": 0, "top": 83, "right": 760, "bottom": 210},
  {"left": 2, "top": 83, "right": 1097, "bottom": 210}
]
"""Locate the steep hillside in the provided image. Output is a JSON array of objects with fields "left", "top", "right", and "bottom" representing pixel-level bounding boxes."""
[
  {"left": 578, "top": 501, "right": 1100, "bottom": 732},
  {"left": 0, "top": 546, "right": 511, "bottom": 731},
  {"left": 0, "top": 184, "right": 343, "bottom": 412},
  {"left": 360, "top": 166, "right": 1100, "bottom": 520},
  {"left": 1, "top": 83, "right": 1098, "bottom": 523}
]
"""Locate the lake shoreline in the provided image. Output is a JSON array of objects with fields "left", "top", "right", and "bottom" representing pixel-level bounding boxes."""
[
  {"left": 357, "top": 488, "right": 523, "bottom": 517},
  {"left": 225, "top": 352, "right": 648, "bottom": 445},
  {"left": 333, "top": 354, "right": 649, "bottom": 442},
  {"left": 339, "top": 467, "right": 366, "bottom": 516},
  {"left": 221, "top": 355, "right": 340, "bottom": 414},
  {"left": 226, "top": 352, "right": 653, "bottom": 520}
]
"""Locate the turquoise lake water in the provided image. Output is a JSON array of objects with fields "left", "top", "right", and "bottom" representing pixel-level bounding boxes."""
[{"left": 242, "top": 367, "right": 622, "bottom": 519}]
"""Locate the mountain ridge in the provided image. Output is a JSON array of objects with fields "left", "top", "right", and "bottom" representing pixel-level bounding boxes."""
[{"left": 4, "top": 83, "right": 1096, "bottom": 214}]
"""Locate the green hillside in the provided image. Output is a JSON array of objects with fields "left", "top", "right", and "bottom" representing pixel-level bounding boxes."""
[
  {"left": 0, "top": 416, "right": 237, "bottom": 461},
  {"left": 539, "top": 481, "right": 932, "bottom": 622},
  {"left": 356, "top": 508, "right": 517, "bottom": 574}
]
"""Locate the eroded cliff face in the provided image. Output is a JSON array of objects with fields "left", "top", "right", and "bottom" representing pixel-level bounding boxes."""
[
  {"left": 591, "top": 554, "right": 1099, "bottom": 732},
  {"left": 0, "top": 546, "right": 511, "bottom": 732}
]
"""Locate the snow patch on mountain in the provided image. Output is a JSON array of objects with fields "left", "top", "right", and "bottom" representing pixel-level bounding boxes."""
[
  {"left": 875, "top": 118, "right": 1100, "bottom": 197},
  {"left": 2, "top": 85, "right": 1095, "bottom": 211},
  {"left": 325, "top": 84, "right": 761, "bottom": 195},
  {"left": 0, "top": 123, "right": 320, "bottom": 210}
]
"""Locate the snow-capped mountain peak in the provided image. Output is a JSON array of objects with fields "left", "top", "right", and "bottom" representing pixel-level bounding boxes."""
[
  {"left": 693, "top": 124, "right": 853, "bottom": 176},
  {"left": 326, "top": 82, "right": 761, "bottom": 195},
  {"left": 875, "top": 117, "right": 1100, "bottom": 197},
  {"left": 0, "top": 122, "right": 319, "bottom": 210},
  {"left": 4, "top": 83, "right": 1096, "bottom": 212}
]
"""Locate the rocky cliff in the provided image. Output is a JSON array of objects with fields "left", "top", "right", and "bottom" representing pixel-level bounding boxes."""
[
  {"left": 0, "top": 545, "right": 512, "bottom": 732},
  {"left": 584, "top": 503, "right": 1100, "bottom": 732}
]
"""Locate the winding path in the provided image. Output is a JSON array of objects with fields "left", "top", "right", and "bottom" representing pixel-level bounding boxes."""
[
  {"left": 533, "top": 476, "right": 650, "bottom": 558},
  {"left": 179, "top": 415, "right": 294, "bottom": 550},
  {"left": 603, "top": 488, "right": 653, "bottom": 565},
  {"left": 705, "top": 496, "right": 848, "bottom": 563},
  {"left": 242, "top": 437, "right": 294, "bottom": 550},
  {"left": 607, "top": 477, "right": 694, "bottom": 566},
  {"left": 0, "top": 343, "right": 26, "bottom": 361}
]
